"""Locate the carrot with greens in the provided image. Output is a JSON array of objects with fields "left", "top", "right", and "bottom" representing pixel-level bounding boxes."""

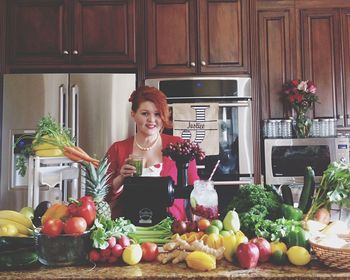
[{"left": 63, "top": 146, "right": 99, "bottom": 167}]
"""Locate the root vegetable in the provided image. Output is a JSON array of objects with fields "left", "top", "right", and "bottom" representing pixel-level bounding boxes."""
[
  {"left": 157, "top": 250, "right": 189, "bottom": 264},
  {"left": 313, "top": 208, "right": 330, "bottom": 225}
]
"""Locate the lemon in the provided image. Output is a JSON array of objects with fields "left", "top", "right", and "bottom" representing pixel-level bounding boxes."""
[
  {"left": 122, "top": 244, "right": 142, "bottom": 265},
  {"left": 287, "top": 246, "right": 311, "bottom": 266},
  {"left": 270, "top": 241, "right": 288, "bottom": 254}
]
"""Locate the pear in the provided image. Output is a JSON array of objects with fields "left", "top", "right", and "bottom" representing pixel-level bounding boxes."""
[{"left": 223, "top": 210, "right": 240, "bottom": 232}]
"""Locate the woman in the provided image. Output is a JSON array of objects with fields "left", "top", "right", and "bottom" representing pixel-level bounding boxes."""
[{"left": 106, "top": 86, "right": 199, "bottom": 220}]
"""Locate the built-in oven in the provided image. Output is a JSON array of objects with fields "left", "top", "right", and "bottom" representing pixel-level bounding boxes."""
[{"left": 145, "top": 77, "right": 253, "bottom": 215}]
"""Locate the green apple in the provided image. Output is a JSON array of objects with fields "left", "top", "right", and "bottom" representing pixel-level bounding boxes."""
[{"left": 20, "top": 206, "right": 34, "bottom": 220}]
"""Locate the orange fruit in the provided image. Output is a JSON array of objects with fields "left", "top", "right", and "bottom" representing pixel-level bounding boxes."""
[{"left": 197, "top": 218, "right": 211, "bottom": 231}]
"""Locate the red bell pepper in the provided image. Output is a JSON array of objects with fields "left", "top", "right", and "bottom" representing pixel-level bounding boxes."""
[{"left": 68, "top": 196, "right": 96, "bottom": 227}]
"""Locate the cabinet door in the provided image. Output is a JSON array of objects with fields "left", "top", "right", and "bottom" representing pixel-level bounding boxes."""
[
  {"left": 300, "top": 9, "right": 342, "bottom": 120},
  {"left": 342, "top": 9, "right": 350, "bottom": 125},
  {"left": 198, "top": 0, "right": 249, "bottom": 74},
  {"left": 257, "top": 9, "right": 295, "bottom": 120},
  {"left": 73, "top": 0, "right": 136, "bottom": 66},
  {"left": 7, "top": 0, "right": 69, "bottom": 66},
  {"left": 146, "top": 0, "right": 197, "bottom": 75}
]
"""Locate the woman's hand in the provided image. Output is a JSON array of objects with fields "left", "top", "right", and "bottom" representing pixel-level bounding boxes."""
[{"left": 119, "top": 158, "right": 136, "bottom": 178}]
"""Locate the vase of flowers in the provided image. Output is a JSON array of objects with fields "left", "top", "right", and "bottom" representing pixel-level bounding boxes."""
[{"left": 282, "top": 79, "right": 318, "bottom": 138}]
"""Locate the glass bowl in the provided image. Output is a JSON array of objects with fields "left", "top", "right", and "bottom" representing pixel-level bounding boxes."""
[{"left": 34, "top": 228, "right": 92, "bottom": 266}]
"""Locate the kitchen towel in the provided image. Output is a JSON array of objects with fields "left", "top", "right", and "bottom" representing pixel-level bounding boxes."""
[{"left": 172, "top": 103, "right": 219, "bottom": 155}]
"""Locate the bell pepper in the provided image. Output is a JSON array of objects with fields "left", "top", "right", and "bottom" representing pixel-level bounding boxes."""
[
  {"left": 68, "top": 196, "right": 96, "bottom": 227},
  {"left": 281, "top": 204, "right": 303, "bottom": 221},
  {"left": 285, "top": 226, "right": 308, "bottom": 248},
  {"left": 41, "top": 203, "right": 70, "bottom": 225}
]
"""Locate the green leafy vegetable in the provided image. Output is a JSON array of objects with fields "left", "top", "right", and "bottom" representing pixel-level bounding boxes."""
[
  {"left": 226, "top": 184, "right": 283, "bottom": 240},
  {"left": 90, "top": 217, "right": 136, "bottom": 249}
]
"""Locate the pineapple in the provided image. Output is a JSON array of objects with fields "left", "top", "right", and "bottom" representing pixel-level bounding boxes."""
[{"left": 82, "top": 157, "right": 112, "bottom": 220}]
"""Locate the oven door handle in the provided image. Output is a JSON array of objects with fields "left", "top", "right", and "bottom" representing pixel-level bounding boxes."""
[
  {"left": 168, "top": 101, "right": 250, "bottom": 108},
  {"left": 213, "top": 180, "right": 252, "bottom": 186}
]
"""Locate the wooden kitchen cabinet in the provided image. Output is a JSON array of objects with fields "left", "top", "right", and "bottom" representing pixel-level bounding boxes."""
[
  {"left": 299, "top": 8, "right": 342, "bottom": 121},
  {"left": 256, "top": 3, "right": 296, "bottom": 120},
  {"left": 145, "top": 0, "right": 249, "bottom": 76},
  {"left": 6, "top": 0, "right": 136, "bottom": 70}
]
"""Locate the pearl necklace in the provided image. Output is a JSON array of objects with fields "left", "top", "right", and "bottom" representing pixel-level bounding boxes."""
[{"left": 135, "top": 134, "right": 160, "bottom": 151}]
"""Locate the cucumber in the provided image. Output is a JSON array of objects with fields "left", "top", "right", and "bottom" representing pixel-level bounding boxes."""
[
  {"left": 298, "top": 166, "right": 315, "bottom": 213},
  {"left": 281, "top": 185, "right": 294, "bottom": 205},
  {"left": 0, "top": 247, "right": 38, "bottom": 268}
]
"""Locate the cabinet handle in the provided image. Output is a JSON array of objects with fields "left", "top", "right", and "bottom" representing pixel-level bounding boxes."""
[
  {"left": 63, "top": 50, "right": 69, "bottom": 55},
  {"left": 190, "top": 62, "right": 196, "bottom": 67},
  {"left": 73, "top": 50, "right": 79, "bottom": 55},
  {"left": 201, "top": 61, "right": 206, "bottom": 66}
]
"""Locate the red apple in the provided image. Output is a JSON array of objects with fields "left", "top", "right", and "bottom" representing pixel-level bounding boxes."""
[
  {"left": 236, "top": 242, "right": 260, "bottom": 269},
  {"left": 250, "top": 237, "right": 272, "bottom": 262}
]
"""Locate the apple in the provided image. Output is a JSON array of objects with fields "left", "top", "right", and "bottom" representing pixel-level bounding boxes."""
[
  {"left": 236, "top": 242, "right": 260, "bottom": 269},
  {"left": 250, "top": 237, "right": 272, "bottom": 262}
]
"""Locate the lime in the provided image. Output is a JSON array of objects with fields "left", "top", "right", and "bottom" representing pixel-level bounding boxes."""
[
  {"left": 211, "top": 219, "right": 223, "bottom": 231},
  {"left": 205, "top": 225, "right": 220, "bottom": 235},
  {"left": 271, "top": 249, "right": 288, "bottom": 265},
  {"left": 122, "top": 244, "right": 143, "bottom": 265},
  {"left": 287, "top": 246, "right": 311, "bottom": 266}
]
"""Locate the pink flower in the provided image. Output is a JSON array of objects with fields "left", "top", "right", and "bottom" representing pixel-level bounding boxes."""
[{"left": 307, "top": 81, "right": 317, "bottom": 93}]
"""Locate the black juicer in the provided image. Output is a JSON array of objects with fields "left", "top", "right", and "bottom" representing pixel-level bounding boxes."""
[{"left": 121, "top": 176, "right": 193, "bottom": 226}]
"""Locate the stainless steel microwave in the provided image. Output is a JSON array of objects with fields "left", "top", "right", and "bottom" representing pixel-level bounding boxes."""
[{"left": 264, "top": 137, "right": 350, "bottom": 185}]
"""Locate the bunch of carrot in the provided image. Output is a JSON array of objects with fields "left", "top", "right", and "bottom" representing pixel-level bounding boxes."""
[{"left": 63, "top": 146, "right": 100, "bottom": 168}]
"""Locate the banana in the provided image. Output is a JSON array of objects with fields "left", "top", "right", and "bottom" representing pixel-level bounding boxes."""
[
  {"left": 0, "top": 210, "right": 34, "bottom": 229},
  {"left": 0, "top": 218, "right": 33, "bottom": 236}
]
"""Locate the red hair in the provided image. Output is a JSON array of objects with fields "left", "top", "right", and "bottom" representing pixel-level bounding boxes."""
[{"left": 129, "top": 86, "right": 171, "bottom": 128}]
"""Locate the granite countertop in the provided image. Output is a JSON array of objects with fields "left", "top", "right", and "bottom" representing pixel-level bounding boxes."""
[{"left": 1, "top": 260, "right": 350, "bottom": 280}]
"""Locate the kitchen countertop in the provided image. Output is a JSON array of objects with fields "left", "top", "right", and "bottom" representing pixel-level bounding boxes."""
[{"left": 1, "top": 260, "right": 350, "bottom": 280}]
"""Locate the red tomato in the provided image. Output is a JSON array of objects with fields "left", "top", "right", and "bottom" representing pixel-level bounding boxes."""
[
  {"left": 42, "top": 218, "right": 64, "bottom": 237},
  {"left": 63, "top": 217, "right": 87, "bottom": 235},
  {"left": 141, "top": 242, "right": 159, "bottom": 262}
]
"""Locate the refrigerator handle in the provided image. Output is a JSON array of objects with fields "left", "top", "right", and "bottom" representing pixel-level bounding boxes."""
[
  {"left": 70, "top": 84, "right": 79, "bottom": 145},
  {"left": 59, "top": 85, "right": 68, "bottom": 128}
]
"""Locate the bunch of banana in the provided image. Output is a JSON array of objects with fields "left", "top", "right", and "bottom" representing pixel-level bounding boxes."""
[{"left": 0, "top": 210, "right": 34, "bottom": 237}]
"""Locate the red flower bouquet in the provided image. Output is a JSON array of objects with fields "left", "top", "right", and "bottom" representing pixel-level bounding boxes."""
[{"left": 282, "top": 79, "right": 318, "bottom": 137}]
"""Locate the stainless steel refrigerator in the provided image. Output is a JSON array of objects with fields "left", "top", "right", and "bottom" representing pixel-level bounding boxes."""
[{"left": 1, "top": 73, "right": 136, "bottom": 210}]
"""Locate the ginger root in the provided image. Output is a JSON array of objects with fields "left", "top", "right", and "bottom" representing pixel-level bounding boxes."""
[
  {"left": 163, "top": 236, "right": 224, "bottom": 260},
  {"left": 157, "top": 249, "right": 189, "bottom": 264}
]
